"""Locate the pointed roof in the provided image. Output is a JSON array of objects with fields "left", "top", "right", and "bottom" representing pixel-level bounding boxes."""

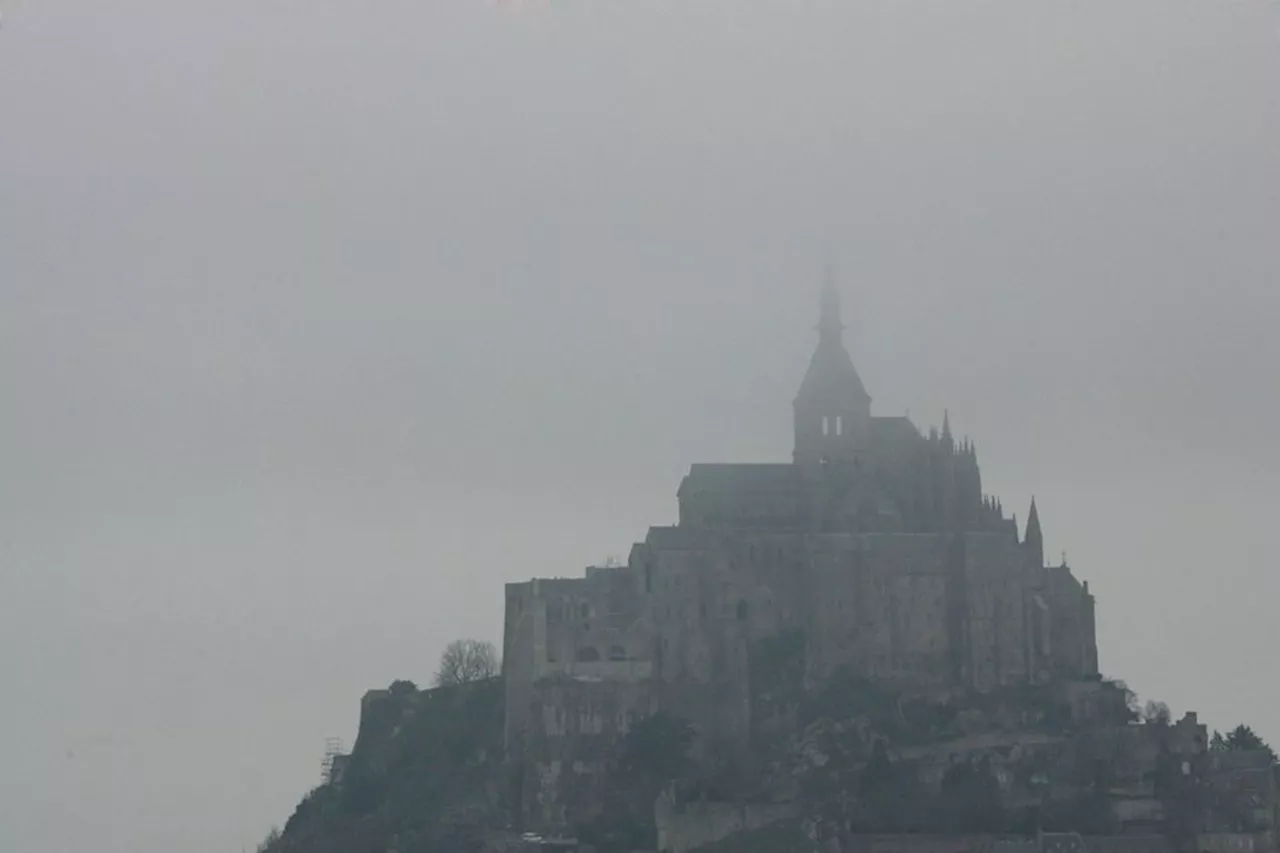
[
  {"left": 1025, "top": 497, "right": 1043, "bottom": 544},
  {"left": 796, "top": 277, "right": 870, "bottom": 403},
  {"left": 817, "top": 265, "right": 844, "bottom": 337}
]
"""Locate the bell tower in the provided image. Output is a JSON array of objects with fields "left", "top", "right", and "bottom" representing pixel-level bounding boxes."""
[{"left": 793, "top": 274, "right": 872, "bottom": 466}]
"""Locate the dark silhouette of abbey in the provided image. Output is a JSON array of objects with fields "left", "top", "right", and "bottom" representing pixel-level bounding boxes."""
[{"left": 501, "top": 282, "right": 1099, "bottom": 829}]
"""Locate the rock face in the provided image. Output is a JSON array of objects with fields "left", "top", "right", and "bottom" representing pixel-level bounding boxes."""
[
  {"left": 266, "top": 665, "right": 1277, "bottom": 853},
  {"left": 267, "top": 680, "right": 511, "bottom": 853}
]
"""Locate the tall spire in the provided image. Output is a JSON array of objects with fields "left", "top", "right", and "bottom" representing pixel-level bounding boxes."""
[
  {"left": 1025, "top": 497, "right": 1044, "bottom": 567},
  {"left": 793, "top": 267, "right": 871, "bottom": 465},
  {"left": 818, "top": 264, "right": 844, "bottom": 340},
  {"left": 941, "top": 411, "right": 954, "bottom": 450}
]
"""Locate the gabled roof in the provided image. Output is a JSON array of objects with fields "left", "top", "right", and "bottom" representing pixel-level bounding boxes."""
[
  {"left": 870, "top": 416, "right": 920, "bottom": 444},
  {"left": 681, "top": 463, "right": 801, "bottom": 491}
]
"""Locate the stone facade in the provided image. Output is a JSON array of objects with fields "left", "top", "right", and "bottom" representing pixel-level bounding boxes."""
[{"left": 502, "top": 284, "right": 1100, "bottom": 831}]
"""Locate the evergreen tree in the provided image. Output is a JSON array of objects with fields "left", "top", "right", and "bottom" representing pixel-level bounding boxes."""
[{"left": 1211, "top": 724, "right": 1276, "bottom": 762}]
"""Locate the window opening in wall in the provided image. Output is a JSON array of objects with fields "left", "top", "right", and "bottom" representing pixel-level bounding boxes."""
[
  {"left": 736, "top": 600, "right": 749, "bottom": 621},
  {"left": 836, "top": 415, "right": 843, "bottom": 436},
  {"left": 579, "top": 603, "right": 590, "bottom": 619},
  {"left": 577, "top": 647, "right": 601, "bottom": 663},
  {"left": 608, "top": 645, "right": 627, "bottom": 662},
  {"left": 822, "top": 416, "right": 829, "bottom": 436}
]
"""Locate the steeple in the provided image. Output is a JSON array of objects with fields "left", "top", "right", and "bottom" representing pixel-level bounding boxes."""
[
  {"left": 817, "top": 267, "right": 844, "bottom": 340},
  {"left": 1024, "top": 497, "right": 1044, "bottom": 567},
  {"left": 793, "top": 272, "right": 872, "bottom": 466}
]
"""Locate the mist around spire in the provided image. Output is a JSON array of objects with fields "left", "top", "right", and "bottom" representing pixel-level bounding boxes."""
[{"left": 818, "top": 269, "right": 844, "bottom": 339}]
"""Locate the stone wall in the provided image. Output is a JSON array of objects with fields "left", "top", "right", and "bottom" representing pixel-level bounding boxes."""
[
  {"left": 860, "top": 533, "right": 953, "bottom": 681},
  {"left": 963, "top": 533, "right": 1032, "bottom": 690},
  {"left": 1034, "top": 565, "right": 1099, "bottom": 680},
  {"left": 518, "top": 677, "right": 659, "bottom": 832},
  {"left": 504, "top": 571, "right": 653, "bottom": 750},
  {"left": 1205, "top": 751, "right": 1277, "bottom": 833},
  {"left": 1196, "top": 833, "right": 1276, "bottom": 853},
  {"left": 653, "top": 788, "right": 798, "bottom": 853}
]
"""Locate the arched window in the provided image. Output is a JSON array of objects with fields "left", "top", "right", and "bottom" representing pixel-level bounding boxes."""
[
  {"left": 579, "top": 603, "right": 590, "bottom": 620},
  {"left": 608, "top": 645, "right": 627, "bottom": 662},
  {"left": 576, "top": 646, "right": 601, "bottom": 663},
  {"left": 736, "top": 600, "right": 749, "bottom": 622}
]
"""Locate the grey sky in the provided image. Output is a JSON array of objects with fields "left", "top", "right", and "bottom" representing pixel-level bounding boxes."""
[{"left": 2, "top": 1, "right": 1278, "bottom": 850}]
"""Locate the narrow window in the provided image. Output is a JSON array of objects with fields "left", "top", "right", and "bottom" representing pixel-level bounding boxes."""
[
  {"left": 736, "top": 600, "right": 749, "bottom": 621},
  {"left": 836, "top": 415, "right": 843, "bottom": 436},
  {"left": 822, "top": 416, "right": 829, "bottom": 436}
]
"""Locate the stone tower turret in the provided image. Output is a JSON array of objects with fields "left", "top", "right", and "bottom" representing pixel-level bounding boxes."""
[
  {"left": 793, "top": 274, "right": 871, "bottom": 466},
  {"left": 1025, "top": 497, "right": 1044, "bottom": 568}
]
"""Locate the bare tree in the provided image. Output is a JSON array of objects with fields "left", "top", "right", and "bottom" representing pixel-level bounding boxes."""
[
  {"left": 1142, "top": 700, "right": 1171, "bottom": 726},
  {"left": 434, "top": 638, "right": 499, "bottom": 687}
]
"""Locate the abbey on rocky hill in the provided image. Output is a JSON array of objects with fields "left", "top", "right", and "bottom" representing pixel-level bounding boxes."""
[
  {"left": 266, "top": 284, "right": 1277, "bottom": 853},
  {"left": 502, "top": 282, "right": 1100, "bottom": 823}
]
